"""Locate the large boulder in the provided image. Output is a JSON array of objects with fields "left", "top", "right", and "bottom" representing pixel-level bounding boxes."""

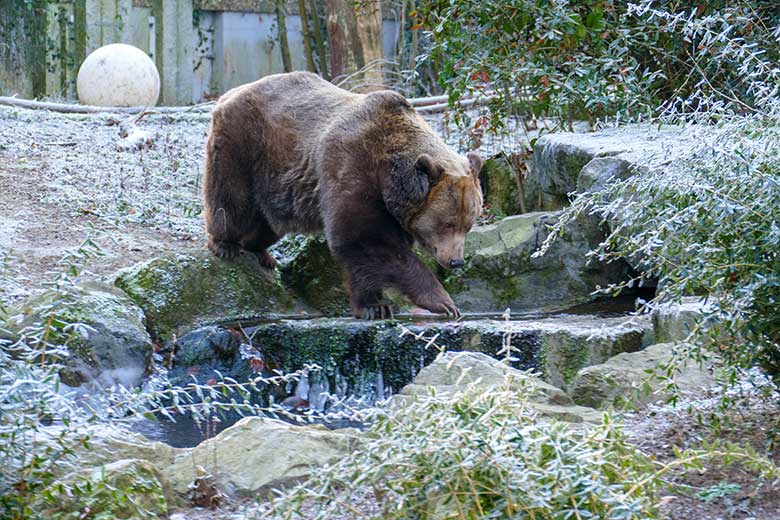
[
  {"left": 115, "top": 252, "right": 300, "bottom": 342},
  {"left": 569, "top": 342, "right": 717, "bottom": 409},
  {"left": 166, "top": 417, "right": 359, "bottom": 496},
  {"left": 526, "top": 125, "right": 690, "bottom": 210},
  {"left": 652, "top": 297, "right": 712, "bottom": 343},
  {"left": 393, "top": 351, "right": 602, "bottom": 424},
  {"left": 164, "top": 325, "right": 258, "bottom": 388},
  {"left": 77, "top": 420, "right": 356, "bottom": 499},
  {"left": 0, "top": 282, "right": 152, "bottom": 387},
  {"left": 576, "top": 156, "right": 634, "bottom": 193},
  {"left": 444, "top": 212, "right": 632, "bottom": 313}
]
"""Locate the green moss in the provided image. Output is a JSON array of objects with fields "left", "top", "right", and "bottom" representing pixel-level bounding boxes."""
[
  {"left": 480, "top": 156, "right": 523, "bottom": 216},
  {"left": 115, "top": 252, "right": 296, "bottom": 341},
  {"left": 279, "top": 236, "right": 349, "bottom": 315},
  {"left": 538, "top": 331, "right": 592, "bottom": 389}
]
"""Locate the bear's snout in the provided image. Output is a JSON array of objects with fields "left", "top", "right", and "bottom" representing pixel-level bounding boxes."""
[{"left": 449, "top": 258, "right": 465, "bottom": 269}]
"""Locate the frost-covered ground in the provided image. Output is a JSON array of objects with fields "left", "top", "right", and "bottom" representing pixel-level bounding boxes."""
[
  {"left": 0, "top": 107, "right": 210, "bottom": 304},
  {"left": 625, "top": 370, "right": 780, "bottom": 519},
  {"left": 1, "top": 105, "right": 778, "bottom": 519}
]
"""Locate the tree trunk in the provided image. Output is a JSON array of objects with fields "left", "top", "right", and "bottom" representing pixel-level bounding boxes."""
[
  {"left": 275, "top": 0, "right": 292, "bottom": 73},
  {"left": 326, "top": 0, "right": 384, "bottom": 91},
  {"left": 396, "top": 0, "right": 407, "bottom": 69},
  {"left": 325, "top": 0, "right": 358, "bottom": 80},
  {"left": 297, "top": 0, "right": 316, "bottom": 72},
  {"left": 308, "top": 0, "right": 329, "bottom": 79},
  {"left": 355, "top": 0, "right": 384, "bottom": 90}
]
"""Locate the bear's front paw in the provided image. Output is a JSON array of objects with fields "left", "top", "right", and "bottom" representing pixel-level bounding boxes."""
[
  {"left": 419, "top": 293, "right": 461, "bottom": 318},
  {"left": 354, "top": 302, "right": 396, "bottom": 321},
  {"left": 208, "top": 238, "right": 240, "bottom": 259}
]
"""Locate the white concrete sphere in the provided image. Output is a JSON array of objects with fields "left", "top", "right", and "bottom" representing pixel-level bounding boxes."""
[{"left": 77, "top": 44, "right": 160, "bottom": 107}]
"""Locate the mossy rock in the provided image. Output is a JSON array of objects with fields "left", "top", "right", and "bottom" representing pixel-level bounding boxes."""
[
  {"left": 276, "top": 235, "right": 350, "bottom": 315},
  {"left": 1, "top": 282, "right": 152, "bottom": 387},
  {"left": 35, "top": 459, "right": 169, "bottom": 520},
  {"left": 444, "top": 212, "right": 632, "bottom": 313},
  {"left": 115, "top": 252, "right": 298, "bottom": 342},
  {"left": 569, "top": 342, "right": 718, "bottom": 409},
  {"left": 273, "top": 235, "right": 440, "bottom": 315},
  {"left": 480, "top": 155, "right": 524, "bottom": 216}
]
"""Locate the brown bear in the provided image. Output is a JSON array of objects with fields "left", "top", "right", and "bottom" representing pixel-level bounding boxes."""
[{"left": 203, "top": 71, "right": 483, "bottom": 319}]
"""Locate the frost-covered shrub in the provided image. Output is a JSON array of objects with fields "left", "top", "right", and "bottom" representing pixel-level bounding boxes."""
[
  {"left": 537, "top": 5, "right": 780, "bottom": 385},
  {"left": 258, "top": 367, "right": 780, "bottom": 519},
  {"left": 259, "top": 379, "right": 661, "bottom": 519}
]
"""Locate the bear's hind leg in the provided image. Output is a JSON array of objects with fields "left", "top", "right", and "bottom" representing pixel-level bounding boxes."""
[
  {"left": 241, "top": 216, "right": 280, "bottom": 269},
  {"left": 208, "top": 236, "right": 241, "bottom": 259},
  {"left": 349, "top": 286, "right": 394, "bottom": 320}
]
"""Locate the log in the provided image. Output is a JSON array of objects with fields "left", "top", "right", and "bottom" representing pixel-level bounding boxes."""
[{"left": 0, "top": 96, "right": 213, "bottom": 114}]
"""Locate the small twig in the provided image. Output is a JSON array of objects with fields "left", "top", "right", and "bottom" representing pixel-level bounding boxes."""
[{"left": 39, "top": 141, "right": 77, "bottom": 147}]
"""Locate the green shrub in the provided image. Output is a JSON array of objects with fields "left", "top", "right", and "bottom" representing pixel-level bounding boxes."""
[{"left": 416, "top": 0, "right": 780, "bottom": 130}]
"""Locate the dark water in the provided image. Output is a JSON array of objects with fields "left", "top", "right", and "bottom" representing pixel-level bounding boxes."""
[{"left": 132, "top": 412, "right": 366, "bottom": 448}]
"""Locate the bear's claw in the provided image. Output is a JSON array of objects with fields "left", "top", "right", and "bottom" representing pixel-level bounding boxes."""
[
  {"left": 209, "top": 239, "right": 240, "bottom": 260},
  {"left": 253, "top": 250, "right": 278, "bottom": 269},
  {"left": 361, "top": 302, "right": 396, "bottom": 321}
]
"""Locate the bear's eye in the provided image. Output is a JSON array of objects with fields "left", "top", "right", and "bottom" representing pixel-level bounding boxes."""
[{"left": 445, "top": 222, "right": 456, "bottom": 230}]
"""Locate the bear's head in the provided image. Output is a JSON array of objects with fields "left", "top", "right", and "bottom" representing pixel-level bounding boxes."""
[{"left": 386, "top": 151, "right": 483, "bottom": 269}]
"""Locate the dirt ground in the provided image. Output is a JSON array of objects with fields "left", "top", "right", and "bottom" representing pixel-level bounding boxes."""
[
  {"left": 0, "top": 106, "right": 207, "bottom": 304},
  {"left": 626, "top": 373, "right": 780, "bottom": 520},
  {"left": 1, "top": 106, "right": 778, "bottom": 520}
]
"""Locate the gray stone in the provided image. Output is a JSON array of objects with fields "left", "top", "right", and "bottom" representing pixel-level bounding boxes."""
[
  {"left": 1, "top": 282, "right": 152, "bottom": 387},
  {"left": 444, "top": 211, "right": 632, "bottom": 313},
  {"left": 576, "top": 156, "right": 634, "bottom": 193},
  {"left": 527, "top": 125, "right": 690, "bottom": 208},
  {"left": 114, "top": 251, "right": 301, "bottom": 342},
  {"left": 161, "top": 325, "right": 269, "bottom": 390},
  {"left": 166, "top": 417, "right": 359, "bottom": 496},
  {"left": 569, "top": 342, "right": 717, "bottom": 409},
  {"left": 652, "top": 297, "right": 712, "bottom": 343},
  {"left": 394, "top": 351, "right": 602, "bottom": 424}
]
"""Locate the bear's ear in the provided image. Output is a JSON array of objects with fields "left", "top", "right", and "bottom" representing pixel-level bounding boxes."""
[
  {"left": 384, "top": 154, "right": 440, "bottom": 224},
  {"left": 466, "top": 151, "right": 483, "bottom": 179},
  {"left": 415, "top": 153, "right": 444, "bottom": 185}
]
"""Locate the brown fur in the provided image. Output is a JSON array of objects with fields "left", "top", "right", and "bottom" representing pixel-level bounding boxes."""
[{"left": 203, "top": 72, "right": 483, "bottom": 318}]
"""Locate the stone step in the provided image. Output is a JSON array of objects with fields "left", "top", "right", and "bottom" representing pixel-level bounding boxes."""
[{"left": 166, "top": 313, "right": 652, "bottom": 407}]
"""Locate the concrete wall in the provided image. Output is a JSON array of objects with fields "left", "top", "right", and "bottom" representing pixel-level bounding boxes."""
[
  {"left": 193, "top": 11, "right": 398, "bottom": 101},
  {"left": 0, "top": 1, "right": 401, "bottom": 105}
]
